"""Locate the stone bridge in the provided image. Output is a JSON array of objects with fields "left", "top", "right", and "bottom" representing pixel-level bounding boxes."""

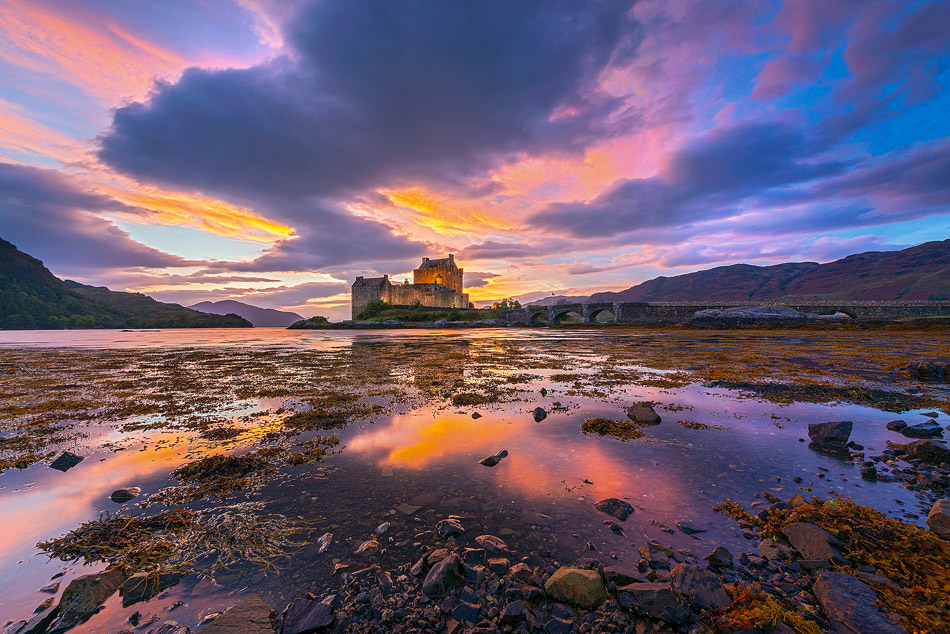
[{"left": 502, "top": 301, "right": 950, "bottom": 326}]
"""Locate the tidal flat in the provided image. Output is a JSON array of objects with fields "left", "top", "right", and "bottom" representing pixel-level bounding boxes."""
[{"left": 0, "top": 327, "right": 948, "bottom": 634}]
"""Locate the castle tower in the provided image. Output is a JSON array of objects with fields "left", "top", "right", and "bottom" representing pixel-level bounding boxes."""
[{"left": 413, "top": 254, "right": 463, "bottom": 293}]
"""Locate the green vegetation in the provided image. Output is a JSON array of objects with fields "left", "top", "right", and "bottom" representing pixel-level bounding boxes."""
[
  {"left": 358, "top": 299, "right": 498, "bottom": 322},
  {"left": 0, "top": 238, "right": 251, "bottom": 329}
]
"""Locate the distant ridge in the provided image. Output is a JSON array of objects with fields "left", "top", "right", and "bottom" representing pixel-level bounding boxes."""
[
  {"left": 0, "top": 237, "right": 251, "bottom": 329},
  {"left": 588, "top": 240, "right": 950, "bottom": 303},
  {"left": 189, "top": 300, "right": 303, "bottom": 327}
]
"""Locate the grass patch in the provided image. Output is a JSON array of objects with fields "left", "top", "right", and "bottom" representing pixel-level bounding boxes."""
[{"left": 581, "top": 418, "right": 645, "bottom": 441}]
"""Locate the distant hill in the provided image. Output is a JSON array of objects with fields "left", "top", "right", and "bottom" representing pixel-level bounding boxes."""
[
  {"left": 189, "top": 300, "right": 303, "bottom": 327},
  {"left": 0, "top": 238, "right": 251, "bottom": 329},
  {"left": 588, "top": 240, "right": 950, "bottom": 303}
]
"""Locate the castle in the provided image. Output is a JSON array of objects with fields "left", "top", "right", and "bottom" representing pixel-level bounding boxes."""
[{"left": 351, "top": 254, "right": 470, "bottom": 318}]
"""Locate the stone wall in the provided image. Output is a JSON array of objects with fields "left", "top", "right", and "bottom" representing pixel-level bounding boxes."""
[{"left": 390, "top": 282, "right": 469, "bottom": 310}]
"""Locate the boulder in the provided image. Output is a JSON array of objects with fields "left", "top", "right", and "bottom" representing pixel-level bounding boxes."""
[
  {"left": 807, "top": 421, "right": 852, "bottom": 449},
  {"left": 901, "top": 420, "right": 943, "bottom": 439},
  {"left": 436, "top": 518, "right": 464, "bottom": 538},
  {"left": 281, "top": 597, "right": 334, "bottom": 634},
  {"left": 119, "top": 572, "right": 183, "bottom": 606},
  {"left": 781, "top": 522, "right": 846, "bottom": 564},
  {"left": 49, "top": 451, "right": 83, "bottom": 472},
  {"left": 638, "top": 541, "right": 672, "bottom": 570},
  {"left": 886, "top": 420, "right": 907, "bottom": 431},
  {"left": 904, "top": 439, "right": 950, "bottom": 463},
  {"left": 48, "top": 569, "right": 128, "bottom": 633},
  {"left": 594, "top": 498, "right": 634, "bottom": 521},
  {"left": 813, "top": 571, "right": 907, "bottom": 634},
  {"left": 543, "top": 567, "right": 606, "bottom": 609},
  {"left": 422, "top": 554, "right": 462, "bottom": 596},
  {"left": 926, "top": 499, "right": 950, "bottom": 540},
  {"left": 475, "top": 534, "right": 510, "bottom": 553},
  {"left": 110, "top": 487, "right": 141, "bottom": 503},
  {"left": 200, "top": 595, "right": 275, "bottom": 634},
  {"left": 626, "top": 402, "right": 661, "bottom": 425},
  {"left": 616, "top": 582, "right": 690, "bottom": 623},
  {"left": 533, "top": 407, "right": 547, "bottom": 422},
  {"left": 669, "top": 564, "right": 730, "bottom": 611},
  {"left": 705, "top": 546, "right": 733, "bottom": 568}
]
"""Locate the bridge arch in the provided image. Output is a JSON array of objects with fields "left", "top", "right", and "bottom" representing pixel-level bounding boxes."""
[
  {"left": 588, "top": 307, "right": 615, "bottom": 323},
  {"left": 528, "top": 311, "right": 549, "bottom": 325},
  {"left": 551, "top": 309, "right": 584, "bottom": 325}
]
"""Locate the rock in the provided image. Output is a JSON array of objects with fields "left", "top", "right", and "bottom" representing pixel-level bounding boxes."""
[
  {"left": 626, "top": 402, "right": 661, "bottom": 425},
  {"left": 705, "top": 546, "right": 733, "bottom": 568},
  {"left": 669, "top": 564, "right": 730, "bottom": 611},
  {"left": 675, "top": 521, "right": 706, "bottom": 535},
  {"left": 807, "top": 421, "right": 852, "bottom": 450},
  {"left": 904, "top": 439, "right": 950, "bottom": 463},
  {"left": 638, "top": 541, "right": 671, "bottom": 570},
  {"left": 451, "top": 601, "right": 480, "bottom": 624},
  {"left": 34, "top": 597, "right": 54, "bottom": 613},
  {"left": 479, "top": 450, "right": 509, "bottom": 467},
  {"left": 861, "top": 465, "right": 877, "bottom": 480},
  {"left": 488, "top": 558, "right": 510, "bottom": 574},
  {"left": 463, "top": 548, "right": 486, "bottom": 565},
  {"left": 471, "top": 412, "right": 482, "bottom": 419},
  {"left": 200, "top": 595, "right": 274, "bottom": 634},
  {"left": 396, "top": 503, "right": 421, "bottom": 515},
  {"left": 616, "top": 582, "right": 690, "bottom": 623},
  {"left": 423, "top": 554, "right": 462, "bottom": 596},
  {"left": 813, "top": 571, "right": 907, "bottom": 634},
  {"left": 540, "top": 388, "right": 548, "bottom": 396},
  {"left": 355, "top": 539, "right": 379, "bottom": 555},
  {"left": 901, "top": 420, "right": 944, "bottom": 438},
  {"left": 507, "top": 562, "right": 533, "bottom": 581},
  {"left": 39, "top": 581, "right": 59, "bottom": 594},
  {"left": 886, "top": 420, "right": 908, "bottom": 431},
  {"left": 474, "top": 534, "right": 509, "bottom": 553},
  {"left": 594, "top": 498, "right": 634, "bottom": 521},
  {"left": 498, "top": 600, "right": 524, "bottom": 626},
  {"left": 13, "top": 602, "right": 58, "bottom": 634},
  {"left": 436, "top": 518, "right": 464, "bottom": 538},
  {"left": 908, "top": 362, "right": 948, "bottom": 383},
  {"left": 926, "top": 499, "right": 950, "bottom": 539},
  {"left": 315, "top": 532, "right": 332, "bottom": 554},
  {"left": 533, "top": 407, "right": 547, "bottom": 422},
  {"left": 49, "top": 451, "right": 83, "bottom": 472},
  {"left": 757, "top": 539, "right": 792, "bottom": 561},
  {"left": 781, "top": 523, "right": 846, "bottom": 564},
  {"left": 543, "top": 567, "right": 606, "bottom": 609},
  {"left": 110, "top": 487, "right": 141, "bottom": 503},
  {"left": 119, "top": 572, "right": 183, "bottom": 606},
  {"left": 543, "top": 617, "right": 572, "bottom": 634},
  {"left": 282, "top": 597, "right": 333, "bottom": 634},
  {"left": 155, "top": 623, "right": 190, "bottom": 634},
  {"left": 374, "top": 522, "right": 390, "bottom": 535},
  {"left": 48, "top": 569, "right": 128, "bottom": 633}
]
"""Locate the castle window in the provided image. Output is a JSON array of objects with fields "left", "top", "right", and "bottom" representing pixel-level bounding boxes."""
[{"left": 435, "top": 276, "right": 443, "bottom": 285}]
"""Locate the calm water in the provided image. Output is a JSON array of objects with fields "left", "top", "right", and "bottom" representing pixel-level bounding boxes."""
[{"left": 0, "top": 328, "right": 943, "bottom": 631}]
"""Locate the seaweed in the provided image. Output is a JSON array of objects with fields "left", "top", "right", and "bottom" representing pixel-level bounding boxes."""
[{"left": 581, "top": 417, "right": 645, "bottom": 441}]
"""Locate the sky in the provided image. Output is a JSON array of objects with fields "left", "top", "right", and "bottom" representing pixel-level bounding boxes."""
[{"left": 1, "top": 0, "right": 948, "bottom": 320}]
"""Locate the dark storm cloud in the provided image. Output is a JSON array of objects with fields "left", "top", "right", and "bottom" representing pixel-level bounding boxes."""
[
  {"left": 98, "top": 0, "right": 638, "bottom": 200},
  {"left": 0, "top": 162, "right": 194, "bottom": 273},
  {"left": 527, "top": 122, "right": 846, "bottom": 238}
]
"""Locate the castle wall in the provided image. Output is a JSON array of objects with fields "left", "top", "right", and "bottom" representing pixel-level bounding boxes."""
[
  {"left": 390, "top": 283, "right": 469, "bottom": 309},
  {"left": 351, "top": 278, "right": 391, "bottom": 318}
]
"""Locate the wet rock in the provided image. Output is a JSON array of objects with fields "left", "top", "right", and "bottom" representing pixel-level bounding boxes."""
[
  {"left": 119, "top": 572, "right": 183, "bottom": 607},
  {"left": 543, "top": 617, "right": 572, "bottom": 634},
  {"left": 479, "top": 450, "right": 508, "bottom": 467},
  {"left": 638, "top": 541, "right": 671, "bottom": 570},
  {"left": 616, "top": 582, "right": 690, "bottom": 624},
  {"left": 488, "top": 558, "right": 510, "bottom": 574},
  {"left": 374, "top": 522, "right": 390, "bottom": 535},
  {"left": 281, "top": 597, "right": 333, "bottom": 634},
  {"left": 475, "top": 534, "right": 509, "bottom": 553},
  {"left": 463, "top": 548, "right": 486, "bottom": 565},
  {"left": 396, "top": 502, "right": 421, "bottom": 515},
  {"left": 110, "top": 487, "right": 141, "bottom": 503},
  {"left": 908, "top": 362, "right": 948, "bottom": 383},
  {"left": 533, "top": 407, "right": 548, "bottom": 422},
  {"left": 861, "top": 465, "right": 877, "bottom": 480},
  {"left": 886, "top": 420, "right": 908, "bottom": 431},
  {"left": 315, "top": 532, "right": 332, "bottom": 554},
  {"left": 436, "top": 518, "right": 465, "bottom": 538},
  {"left": 200, "top": 595, "right": 274, "bottom": 634},
  {"left": 675, "top": 521, "right": 706, "bottom": 535},
  {"left": 594, "top": 498, "right": 634, "bottom": 521},
  {"left": 543, "top": 567, "right": 606, "bottom": 609},
  {"left": 626, "top": 402, "right": 661, "bottom": 425},
  {"left": 48, "top": 569, "right": 128, "bottom": 633},
  {"left": 669, "top": 564, "right": 730, "bottom": 611},
  {"left": 926, "top": 498, "right": 950, "bottom": 540},
  {"left": 355, "top": 539, "right": 379, "bottom": 555},
  {"left": 49, "top": 451, "right": 84, "bottom": 472},
  {"left": 781, "top": 522, "right": 846, "bottom": 564},
  {"left": 499, "top": 600, "right": 525, "bottom": 626},
  {"left": 901, "top": 420, "right": 944, "bottom": 438},
  {"left": 757, "top": 539, "right": 792, "bottom": 561},
  {"left": 39, "top": 581, "right": 59, "bottom": 594},
  {"left": 33, "top": 598, "right": 54, "bottom": 613},
  {"left": 155, "top": 623, "right": 190, "bottom": 634},
  {"left": 813, "top": 571, "right": 907, "bottom": 634},
  {"left": 471, "top": 412, "right": 482, "bottom": 419},
  {"left": 12, "top": 602, "right": 58, "bottom": 634},
  {"left": 904, "top": 439, "right": 950, "bottom": 463},
  {"left": 507, "top": 562, "right": 533, "bottom": 581},
  {"left": 423, "top": 554, "right": 463, "bottom": 597},
  {"left": 705, "top": 546, "right": 733, "bottom": 568},
  {"left": 807, "top": 421, "right": 852, "bottom": 450}
]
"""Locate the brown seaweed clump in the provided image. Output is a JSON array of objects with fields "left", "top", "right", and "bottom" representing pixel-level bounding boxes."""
[{"left": 581, "top": 418, "right": 645, "bottom": 441}]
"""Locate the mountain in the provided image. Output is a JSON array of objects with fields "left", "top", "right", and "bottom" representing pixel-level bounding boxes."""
[
  {"left": 189, "top": 300, "right": 303, "bottom": 327},
  {"left": 0, "top": 238, "right": 251, "bottom": 329},
  {"left": 588, "top": 240, "right": 950, "bottom": 303}
]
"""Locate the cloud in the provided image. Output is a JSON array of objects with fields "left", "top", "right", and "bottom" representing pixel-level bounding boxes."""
[
  {"left": 463, "top": 271, "right": 500, "bottom": 288},
  {"left": 0, "top": 161, "right": 196, "bottom": 274}
]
